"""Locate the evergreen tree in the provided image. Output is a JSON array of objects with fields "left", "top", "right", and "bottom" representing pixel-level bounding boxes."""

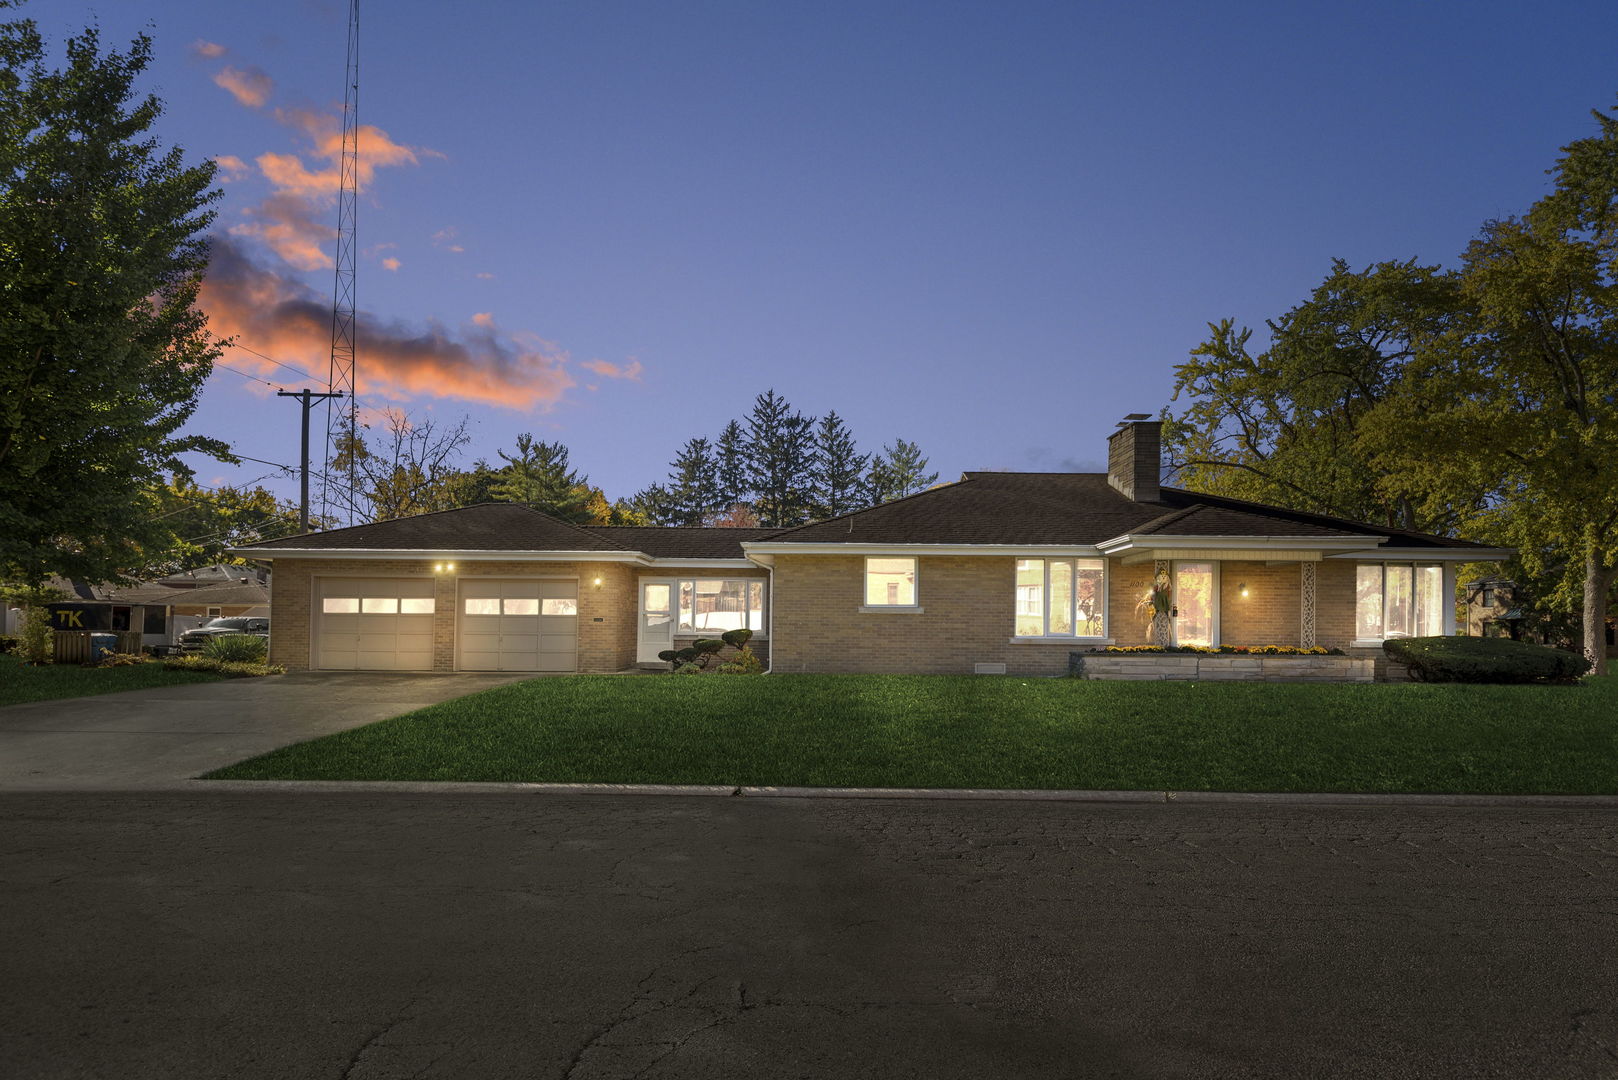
[
  {"left": 627, "top": 483, "right": 676, "bottom": 525},
  {"left": 745, "top": 390, "right": 816, "bottom": 527},
  {"left": 715, "top": 419, "right": 749, "bottom": 511},
  {"left": 663, "top": 437, "right": 725, "bottom": 526},
  {"left": 0, "top": 14, "right": 228, "bottom": 585},
  {"left": 867, "top": 439, "right": 939, "bottom": 503},
  {"left": 808, "top": 411, "right": 870, "bottom": 520},
  {"left": 492, "top": 435, "right": 594, "bottom": 523}
]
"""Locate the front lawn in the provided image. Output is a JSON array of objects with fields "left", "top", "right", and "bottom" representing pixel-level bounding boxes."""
[
  {"left": 205, "top": 673, "right": 1618, "bottom": 795},
  {"left": 0, "top": 652, "right": 223, "bottom": 706}
]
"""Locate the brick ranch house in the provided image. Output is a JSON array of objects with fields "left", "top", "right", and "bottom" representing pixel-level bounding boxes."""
[{"left": 235, "top": 419, "right": 1510, "bottom": 680}]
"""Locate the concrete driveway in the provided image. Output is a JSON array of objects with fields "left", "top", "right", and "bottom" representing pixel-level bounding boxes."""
[{"left": 0, "top": 672, "right": 525, "bottom": 790}]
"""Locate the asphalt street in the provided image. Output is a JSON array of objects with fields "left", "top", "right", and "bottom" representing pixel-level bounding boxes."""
[{"left": 3, "top": 791, "right": 1613, "bottom": 1078}]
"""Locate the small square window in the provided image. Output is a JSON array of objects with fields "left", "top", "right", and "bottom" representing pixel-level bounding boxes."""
[
  {"left": 865, "top": 557, "right": 917, "bottom": 607},
  {"left": 503, "top": 598, "right": 539, "bottom": 615}
]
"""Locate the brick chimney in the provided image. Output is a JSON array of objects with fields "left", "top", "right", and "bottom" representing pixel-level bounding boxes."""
[{"left": 1107, "top": 416, "right": 1162, "bottom": 503}]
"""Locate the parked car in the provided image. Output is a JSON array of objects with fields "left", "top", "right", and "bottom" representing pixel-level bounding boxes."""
[{"left": 178, "top": 617, "right": 270, "bottom": 654}]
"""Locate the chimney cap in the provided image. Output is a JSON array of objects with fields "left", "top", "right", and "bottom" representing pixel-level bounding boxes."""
[{"left": 1118, "top": 413, "right": 1152, "bottom": 424}]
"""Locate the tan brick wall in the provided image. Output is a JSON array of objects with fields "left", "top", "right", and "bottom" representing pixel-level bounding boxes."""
[
  {"left": 268, "top": 558, "right": 638, "bottom": 673},
  {"left": 770, "top": 554, "right": 1367, "bottom": 675},
  {"left": 1217, "top": 561, "right": 1303, "bottom": 646},
  {"left": 1315, "top": 559, "right": 1358, "bottom": 650}
]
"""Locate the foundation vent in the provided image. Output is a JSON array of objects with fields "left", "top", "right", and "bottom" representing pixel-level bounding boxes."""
[{"left": 973, "top": 662, "right": 1008, "bottom": 675}]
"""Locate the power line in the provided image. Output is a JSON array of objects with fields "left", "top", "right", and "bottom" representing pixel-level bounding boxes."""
[
  {"left": 224, "top": 341, "right": 325, "bottom": 385},
  {"left": 213, "top": 360, "right": 299, "bottom": 392}
]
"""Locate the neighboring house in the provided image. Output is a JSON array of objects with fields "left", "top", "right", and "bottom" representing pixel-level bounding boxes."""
[
  {"left": 1464, "top": 576, "right": 1618, "bottom": 658},
  {"left": 234, "top": 418, "right": 1511, "bottom": 680},
  {"left": 104, "top": 566, "right": 272, "bottom": 639},
  {"left": 10, "top": 566, "right": 274, "bottom": 649}
]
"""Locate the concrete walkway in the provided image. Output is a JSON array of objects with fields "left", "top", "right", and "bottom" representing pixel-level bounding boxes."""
[{"left": 0, "top": 672, "right": 524, "bottom": 790}]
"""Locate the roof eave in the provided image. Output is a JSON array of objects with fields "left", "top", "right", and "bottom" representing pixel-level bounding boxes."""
[
  {"left": 1096, "top": 534, "right": 1382, "bottom": 554},
  {"left": 1323, "top": 546, "right": 1515, "bottom": 561},
  {"left": 741, "top": 541, "right": 1108, "bottom": 556}
]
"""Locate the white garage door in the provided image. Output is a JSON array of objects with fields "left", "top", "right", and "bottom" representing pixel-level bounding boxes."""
[
  {"left": 317, "top": 578, "right": 436, "bottom": 671},
  {"left": 459, "top": 579, "right": 577, "bottom": 672}
]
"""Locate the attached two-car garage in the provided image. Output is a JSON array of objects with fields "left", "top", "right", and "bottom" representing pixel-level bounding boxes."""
[{"left": 314, "top": 577, "right": 578, "bottom": 672}]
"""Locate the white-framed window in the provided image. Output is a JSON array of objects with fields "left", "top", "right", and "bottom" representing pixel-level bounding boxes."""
[
  {"left": 321, "top": 597, "right": 359, "bottom": 614},
  {"left": 674, "top": 578, "right": 766, "bottom": 634},
  {"left": 864, "top": 557, "right": 918, "bottom": 607},
  {"left": 1014, "top": 558, "right": 1106, "bottom": 638},
  {"left": 1356, "top": 563, "right": 1445, "bottom": 640}
]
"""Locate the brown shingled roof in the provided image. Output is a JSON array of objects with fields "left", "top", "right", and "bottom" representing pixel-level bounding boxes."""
[
  {"left": 580, "top": 526, "right": 782, "bottom": 560},
  {"left": 757, "top": 472, "right": 1490, "bottom": 549},
  {"left": 237, "top": 503, "right": 632, "bottom": 553}
]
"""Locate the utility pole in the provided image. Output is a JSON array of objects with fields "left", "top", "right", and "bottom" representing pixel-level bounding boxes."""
[{"left": 279, "top": 389, "right": 346, "bottom": 534}]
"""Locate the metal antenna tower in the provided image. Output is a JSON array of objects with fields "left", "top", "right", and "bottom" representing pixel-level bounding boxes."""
[{"left": 321, "top": 0, "right": 360, "bottom": 525}]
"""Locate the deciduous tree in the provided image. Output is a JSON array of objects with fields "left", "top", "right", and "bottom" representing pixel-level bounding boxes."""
[{"left": 0, "top": 12, "right": 227, "bottom": 585}]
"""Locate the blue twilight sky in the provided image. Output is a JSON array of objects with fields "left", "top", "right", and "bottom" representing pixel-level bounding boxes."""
[{"left": 32, "top": 0, "right": 1618, "bottom": 507}]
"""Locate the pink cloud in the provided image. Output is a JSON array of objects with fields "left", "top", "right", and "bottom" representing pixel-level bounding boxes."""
[
  {"left": 213, "top": 155, "right": 250, "bottom": 181},
  {"left": 381, "top": 257, "right": 401, "bottom": 271},
  {"left": 228, "top": 193, "right": 336, "bottom": 270},
  {"left": 579, "top": 358, "right": 644, "bottom": 381},
  {"left": 191, "top": 40, "right": 228, "bottom": 59},
  {"left": 474, "top": 272, "right": 495, "bottom": 280},
  {"left": 471, "top": 312, "right": 494, "bottom": 327},
  {"left": 214, "top": 65, "right": 273, "bottom": 108},
  {"left": 200, "top": 236, "right": 577, "bottom": 411}
]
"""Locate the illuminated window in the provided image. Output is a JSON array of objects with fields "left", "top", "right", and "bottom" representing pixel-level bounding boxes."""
[
  {"left": 541, "top": 598, "right": 577, "bottom": 616},
  {"left": 322, "top": 598, "right": 359, "bottom": 614},
  {"left": 361, "top": 597, "right": 398, "bottom": 614},
  {"left": 399, "top": 598, "right": 434, "bottom": 614},
  {"left": 503, "top": 598, "right": 539, "bottom": 615},
  {"left": 864, "top": 558, "right": 917, "bottom": 607},
  {"left": 1356, "top": 563, "right": 1445, "bottom": 640},
  {"left": 676, "top": 579, "right": 765, "bottom": 633},
  {"left": 463, "top": 598, "right": 499, "bottom": 616},
  {"left": 1013, "top": 559, "right": 1106, "bottom": 637}
]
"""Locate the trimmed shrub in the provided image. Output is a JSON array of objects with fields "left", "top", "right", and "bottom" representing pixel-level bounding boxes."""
[
  {"left": 1382, "top": 636, "right": 1588, "bottom": 684},
  {"left": 204, "top": 634, "right": 268, "bottom": 663},
  {"left": 673, "top": 662, "right": 704, "bottom": 675},
  {"left": 721, "top": 628, "right": 754, "bottom": 651},
  {"left": 98, "top": 652, "right": 148, "bottom": 668},
  {"left": 0, "top": 634, "right": 17, "bottom": 654},
  {"left": 656, "top": 648, "right": 681, "bottom": 671},
  {"left": 163, "top": 654, "right": 284, "bottom": 678},
  {"left": 714, "top": 650, "right": 763, "bottom": 675}
]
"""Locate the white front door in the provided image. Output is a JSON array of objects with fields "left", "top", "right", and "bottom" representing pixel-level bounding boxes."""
[
  {"left": 636, "top": 580, "right": 676, "bottom": 662},
  {"left": 1173, "top": 561, "right": 1218, "bottom": 647}
]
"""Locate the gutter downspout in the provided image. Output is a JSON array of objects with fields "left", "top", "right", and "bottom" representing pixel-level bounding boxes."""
[{"left": 762, "top": 560, "right": 774, "bottom": 674}]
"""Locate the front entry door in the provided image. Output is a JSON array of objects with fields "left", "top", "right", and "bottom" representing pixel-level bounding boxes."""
[
  {"left": 636, "top": 580, "right": 675, "bottom": 662},
  {"left": 1173, "top": 561, "right": 1217, "bottom": 647}
]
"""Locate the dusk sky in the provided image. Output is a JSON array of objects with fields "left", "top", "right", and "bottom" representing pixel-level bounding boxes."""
[{"left": 35, "top": 0, "right": 1618, "bottom": 509}]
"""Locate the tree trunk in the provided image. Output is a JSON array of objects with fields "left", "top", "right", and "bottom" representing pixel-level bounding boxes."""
[{"left": 1583, "top": 549, "right": 1615, "bottom": 677}]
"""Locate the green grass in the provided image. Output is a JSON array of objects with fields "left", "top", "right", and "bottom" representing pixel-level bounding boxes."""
[
  {"left": 0, "top": 652, "right": 222, "bottom": 706},
  {"left": 205, "top": 673, "right": 1618, "bottom": 795}
]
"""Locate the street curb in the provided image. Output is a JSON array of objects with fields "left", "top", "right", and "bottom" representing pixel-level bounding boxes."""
[{"left": 32, "top": 779, "right": 1608, "bottom": 808}]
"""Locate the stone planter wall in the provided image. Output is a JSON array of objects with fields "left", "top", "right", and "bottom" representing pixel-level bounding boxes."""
[{"left": 1074, "top": 654, "right": 1376, "bottom": 683}]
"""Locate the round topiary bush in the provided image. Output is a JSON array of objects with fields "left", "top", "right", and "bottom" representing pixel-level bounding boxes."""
[
  {"left": 1382, "top": 636, "right": 1588, "bottom": 684},
  {"left": 721, "top": 628, "right": 754, "bottom": 651}
]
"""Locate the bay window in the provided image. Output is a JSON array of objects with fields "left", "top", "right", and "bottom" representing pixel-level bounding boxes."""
[
  {"left": 1014, "top": 558, "right": 1106, "bottom": 638},
  {"left": 1356, "top": 563, "right": 1445, "bottom": 640}
]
